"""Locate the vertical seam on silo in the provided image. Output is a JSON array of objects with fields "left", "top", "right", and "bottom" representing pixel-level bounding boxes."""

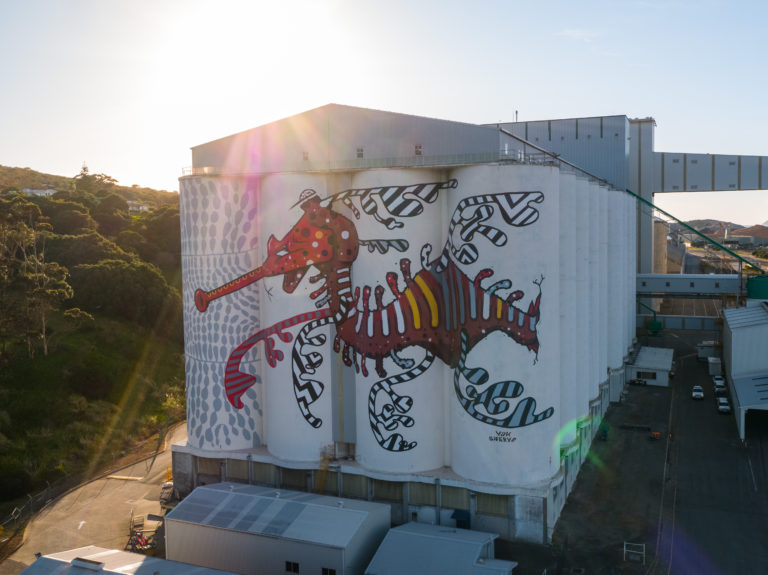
[
  {"left": 738, "top": 156, "right": 742, "bottom": 190},
  {"left": 711, "top": 155, "right": 716, "bottom": 190},
  {"left": 683, "top": 153, "right": 687, "bottom": 191}
]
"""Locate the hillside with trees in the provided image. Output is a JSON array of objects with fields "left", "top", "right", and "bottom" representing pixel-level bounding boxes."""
[{"left": 0, "top": 165, "right": 185, "bottom": 503}]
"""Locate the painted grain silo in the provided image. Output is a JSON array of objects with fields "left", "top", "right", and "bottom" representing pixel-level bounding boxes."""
[
  {"left": 348, "top": 167, "right": 449, "bottom": 475},
  {"left": 173, "top": 104, "right": 638, "bottom": 543},
  {"left": 181, "top": 175, "right": 264, "bottom": 451}
]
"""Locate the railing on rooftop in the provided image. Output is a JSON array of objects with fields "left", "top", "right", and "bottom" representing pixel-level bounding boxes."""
[{"left": 180, "top": 149, "right": 565, "bottom": 178}]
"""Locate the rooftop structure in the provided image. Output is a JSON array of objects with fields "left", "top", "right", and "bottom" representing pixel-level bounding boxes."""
[
  {"left": 365, "top": 522, "right": 517, "bottom": 575},
  {"left": 19, "top": 546, "right": 239, "bottom": 575}
]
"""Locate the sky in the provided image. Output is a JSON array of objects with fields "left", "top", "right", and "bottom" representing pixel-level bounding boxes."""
[{"left": 1, "top": 0, "right": 767, "bottom": 225}]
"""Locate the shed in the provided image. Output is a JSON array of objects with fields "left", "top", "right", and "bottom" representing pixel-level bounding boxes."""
[
  {"left": 19, "top": 545, "right": 239, "bottom": 574},
  {"left": 723, "top": 302, "right": 768, "bottom": 439},
  {"left": 365, "top": 522, "right": 517, "bottom": 575},
  {"left": 165, "top": 482, "right": 391, "bottom": 575},
  {"left": 628, "top": 346, "right": 674, "bottom": 387}
]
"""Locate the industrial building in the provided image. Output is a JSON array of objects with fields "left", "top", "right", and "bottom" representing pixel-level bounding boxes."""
[
  {"left": 165, "top": 483, "right": 390, "bottom": 575},
  {"left": 365, "top": 522, "right": 517, "bottom": 575},
  {"left": 627, "top": 347, "right": 675, "bottom": 387},
  {"left": 173, "top": 103, "right": 767, "bottom": 542},
  {"left": 19, "top": 546, "right": 240, "bottom": 575},
  {"left": 722, "top": 298, "right": 768, "bottom": 439}
]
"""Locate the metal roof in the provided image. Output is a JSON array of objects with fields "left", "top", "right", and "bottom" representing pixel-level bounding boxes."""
[
  {"left": 20, "top": 546, "right": 239, "bottom": 575},
  {"left": 633, "top": 346, "right": 674, "bottom": 371},
  {"left": 723, "top": 302, "right": 768, "bottom": 329},
  {"left": 365, "top": 522, "right": 517, "bottom": 575},
  {"left": 166, "top": 482, "right": 388, "bottom": 548},
  {"left": 732, "top": 373, "right": 768, "bottom": 410}
]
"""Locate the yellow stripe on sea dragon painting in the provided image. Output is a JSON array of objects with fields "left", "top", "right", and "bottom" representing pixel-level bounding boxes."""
[
  {"left": 414, "top": 275, "right": 439, "bottom": 327},
  {"left": 497, "top": 298, "right": 503, "bottom": 319},
  {"left": 404, "top": 288, "right": 421, "bottom": 329}
]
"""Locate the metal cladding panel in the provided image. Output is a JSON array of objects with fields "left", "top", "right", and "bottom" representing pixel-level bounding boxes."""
[
  {"left": 661, "top": 153, "right": 685, "bottom": 192},
  {"left": 259, "top": 173, "right": 336, "bottom": 461},
  {"left": 714, "top": 154, "right": 741, "bottom": 191},
  {"left": 181, "top": 176, "right": 263, "bottom": 450},
  {"left": 349, "top": 168, "right": 447, "bottom": 473},
  {"left": 191, "top": 104, "right": 500, "bottom": 174},
  {"left": 684, "top": 154, "right": 711, "bottom": 191},
  {"left": 559, "top": 173, "right": 579, "bottom": 445},
  {"left": 448, "top": 164, "right": 561, "bottom": 485},
  {"left": 724, "top": 306, "right": 768, "bottom": 378},
  {"left": 499, "top": 116, "right": 630, "bottom": 190}
]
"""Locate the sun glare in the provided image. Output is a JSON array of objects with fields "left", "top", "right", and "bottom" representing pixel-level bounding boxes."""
[{"left": 146, "top": 0, "right": 340, "bottom": 147}]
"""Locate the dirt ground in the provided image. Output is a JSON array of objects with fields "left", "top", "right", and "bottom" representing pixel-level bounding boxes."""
[
  {"left": 494, "top": 333, "right": 675, "bottom": 575},
  {"left": 550, "top": 380, "right": 670, "bottom": 574}
]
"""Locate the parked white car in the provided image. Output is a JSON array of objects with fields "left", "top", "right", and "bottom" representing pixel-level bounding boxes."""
[
  {"left": 713, "top": 375, "right": 727, "bottom": 396},
  {"left": 716, "top": 397, "right": 731, "bottom": 413}
]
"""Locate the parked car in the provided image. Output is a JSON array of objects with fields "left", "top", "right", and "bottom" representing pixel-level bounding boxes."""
[
  {"left": 716, "top": 397, "right": 731, "bottom": 413},
  {"left": 629, "top": 378, "right": 647, "bottom": 386},
  {"left": 691, "top": 385, "right": 704, "bottom": 399},
  {"left": 713, "top": 376, "right": 727, "bottom": 396}
]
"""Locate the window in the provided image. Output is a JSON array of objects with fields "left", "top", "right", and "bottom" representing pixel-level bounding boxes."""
[
  {"left": 285, "top": 561, "right": 299, "bottom": 573},
  {"left": 356, "top": 147, "right": 364, "bottom": 159},
  {"left": 637, "top": 371, "right": 657, "bottom": 380},
  {"left": 322, "top": 569, "right": 336, "bottom": 575},
  {"left": 302, "top": 151, "right": 309, "bottom": 161},
  {"left": 414, "top": 144, "right": 422, "bottom": 156}
]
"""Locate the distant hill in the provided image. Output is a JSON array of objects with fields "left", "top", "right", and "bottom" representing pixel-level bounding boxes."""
[
  {"left": 732, "top": 224, "right": 768, "bottom": 239},
  {"left": 0, "top": 164, "right": 177, "bottom": 207},
  {"left": 669, "top": 219, "right": 744, "bottom": 237}
]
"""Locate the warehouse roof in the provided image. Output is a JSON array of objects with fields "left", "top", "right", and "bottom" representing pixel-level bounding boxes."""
[
  {"left": 365, "top": 522, "right": 517, "bottom": 575},
  {"left": 19, "top": 546, "right": 238, "bottom": 575},
  {"left": 166, "top": 482, "right": 389, "bottom": 548},
  {"left": 633, "top": 346, "right": 674, "bottom": 371},
  {"left": 723, "top": 302, "right": 768, "bottom": 329}
]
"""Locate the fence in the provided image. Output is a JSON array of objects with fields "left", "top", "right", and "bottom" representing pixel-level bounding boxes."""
[{"left": 0, "top": 426, "right": 170, "bottom": 562}]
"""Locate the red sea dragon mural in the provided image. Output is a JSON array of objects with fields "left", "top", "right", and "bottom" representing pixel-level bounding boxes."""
[{"left": 194, "top": 179, "right": 553, "bottom": 451}]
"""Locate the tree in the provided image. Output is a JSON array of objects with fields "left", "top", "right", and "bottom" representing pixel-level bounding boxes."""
[
  {"left": 92, "top": 193, "right": 130, "bottom": 237},
  {"left": 69, "top": 259, "right": 182, "bottom": 337},
  {"left": 22, "top": 260, "right": 74, "bottom": 356},
  {"left": 28, "top": 196, "right": 97, "bottom": 235}
]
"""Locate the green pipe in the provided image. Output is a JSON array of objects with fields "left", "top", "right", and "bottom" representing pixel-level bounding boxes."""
[
  {"left": 624, "top": 188, "right": 765, "bottom": 275},
  {"left": 636, "top": 299, "right": 657, "bottom": 320}
]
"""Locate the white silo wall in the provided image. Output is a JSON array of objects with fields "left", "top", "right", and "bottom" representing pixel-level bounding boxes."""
[
  {"left": 448, "top": 164, "right": 561, "bottom": 486},
  {"left": 259, "top": 173, "right": 335, "bottom": 462},
  {"left": 621, "top": 193, "right": 631, "bottom": 358},
  {"left": 598, "top": 184, "right": 609, "bottom": 404},
  {"left": 573, "top": 178, "right": 591, "bottom": 424},
  {"left": 607, "top": 191, "right": 625, "bottom": 400},
  {"left": 180, "top": 176, "right": 263, "bottom": 450},
  {"left": 558, "top": 172, "right": 579, "bottom": 447},
  {"left": 627, "top": 194, "right": 637, "bottom": 353},
  {"left": 588, "top": 182, "right": 600, "bottom": 404},
  {"left": 349, "top": 168, "right": 448, "bottom": 473}
]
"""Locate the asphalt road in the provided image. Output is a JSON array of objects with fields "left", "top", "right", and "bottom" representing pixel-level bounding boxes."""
[
  {"left": 0, "top": 425, "right": 186, "bottom": 575},
  {"left": 649, "top": 330, "right": 768, "bottom": 574}
]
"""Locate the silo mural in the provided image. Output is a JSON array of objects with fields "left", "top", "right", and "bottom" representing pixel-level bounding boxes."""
[
  {"left": 181, "top": 176, "right": 264, "bottom": 450},
  {"left": 183, "top": 164, "right": 557, "bottom": 472}
]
